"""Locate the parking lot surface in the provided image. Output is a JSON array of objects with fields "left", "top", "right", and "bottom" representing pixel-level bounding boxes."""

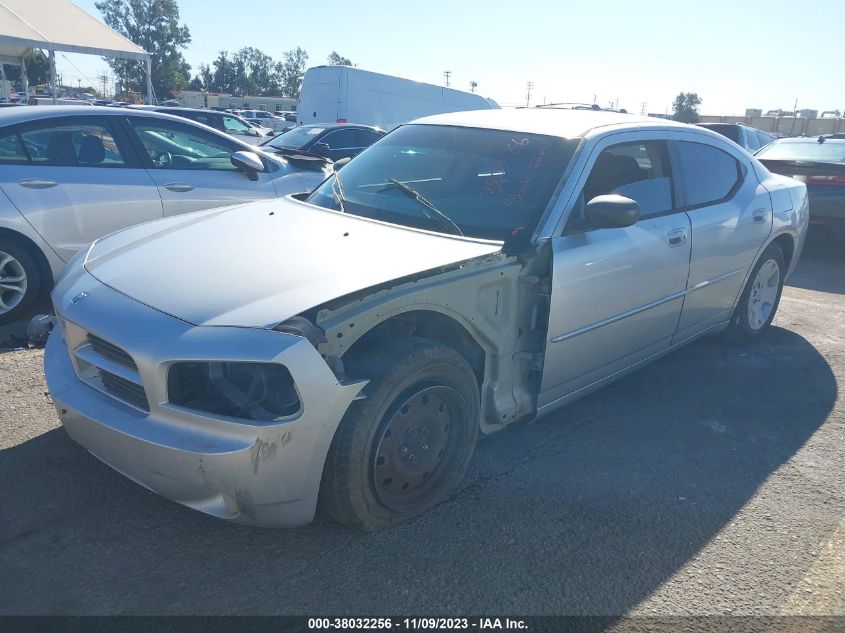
[{"left": 1, "top": 243, "right": 843, "bottom": 616}]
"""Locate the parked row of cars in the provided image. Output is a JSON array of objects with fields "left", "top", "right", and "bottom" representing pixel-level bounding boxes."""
[
  {"left": 2, "top": 103, "right": 809, "bottom": 532},
  {"left": 700, "top": 122, "right": 845, "bottom": 241}
]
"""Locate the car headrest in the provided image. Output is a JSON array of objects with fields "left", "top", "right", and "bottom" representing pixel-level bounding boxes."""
[
  {"left": 47, "top": 132, "right": 77, "bottom": 165},
  {"left": 78, "top": 135, "right": 106, "bottom": 164}
]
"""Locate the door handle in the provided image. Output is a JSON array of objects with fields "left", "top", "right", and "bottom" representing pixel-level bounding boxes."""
[
  {"left": 752, "top": 208, "right": 769, "bottom": 224},
  {"left": 18, "top": 178, "right": 57, "bottom": 190},
  {"left": 667, "top": 228, "right": 688, "bottom": 247},
  {"left": 164, "top": 182, "right": 194, "bottom": 192}
]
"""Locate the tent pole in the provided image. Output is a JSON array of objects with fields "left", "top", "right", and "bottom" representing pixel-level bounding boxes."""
[
  {"left": 145, "top": 57, "right": 153, "bottom": 104},
  {"left": 49, "top": 50, "right": 57, "bottom": 104},
  {"left": 20, "top": 54, "right": 29, "bottom": 100}
]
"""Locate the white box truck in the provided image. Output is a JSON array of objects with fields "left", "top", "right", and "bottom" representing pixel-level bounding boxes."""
[{"left": 297, "top": 66, "right": 498, "bottom": 130}]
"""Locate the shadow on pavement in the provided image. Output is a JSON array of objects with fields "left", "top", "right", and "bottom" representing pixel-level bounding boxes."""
[
  {"left": 0, "top": 326, "right": 836, "bottom": 615},
  {"left": 787, "top": 239, "right": 845, "bottom": 295}
]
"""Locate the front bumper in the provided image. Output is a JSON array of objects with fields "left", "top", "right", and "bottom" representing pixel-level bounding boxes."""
[{"left": 45, "top": 271, "right": 364, "bottom": 527}]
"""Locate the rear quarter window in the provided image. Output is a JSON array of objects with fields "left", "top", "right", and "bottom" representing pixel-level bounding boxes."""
[{"left": 676, "top": 141, "right": 743, "bottom": 207}]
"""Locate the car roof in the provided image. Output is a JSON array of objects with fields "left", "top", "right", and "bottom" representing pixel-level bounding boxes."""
[
  {"left": 774, "top": 136, "right": 845, "bottom": 144},
  {"left": 413, "top": 108, "right": 690, "bottom": 138},
  {"left": 0, "top": 105, "right": 200, "bottom": 126},
  {"left": 295, "top": 123, "right": 384, "bottom": 133}
]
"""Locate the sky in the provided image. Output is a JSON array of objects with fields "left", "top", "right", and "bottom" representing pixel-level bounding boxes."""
[{"left": 54, "top": 0, "right": 844, "bottom": 115}]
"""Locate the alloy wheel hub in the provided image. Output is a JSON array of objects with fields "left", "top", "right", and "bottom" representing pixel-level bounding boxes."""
[{"left": 0, "top": 251, "right": 27, "bottom": 314}]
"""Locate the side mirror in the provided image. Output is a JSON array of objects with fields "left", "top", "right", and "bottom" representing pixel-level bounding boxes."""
[
  {"left": 312, "top": 142, "right": 331, "bottom": 157},
  {"left": 247, "top": 127, "right": 260, "bottom": 136},
  {"left": 584, "top": 194, "right": 640, "bottom": 229},
  {"left": 333, "top": 157, "right": 351, "bottom": 171},
  {"left": 231, "top": 150, "right": 264, "bottom": 181}
]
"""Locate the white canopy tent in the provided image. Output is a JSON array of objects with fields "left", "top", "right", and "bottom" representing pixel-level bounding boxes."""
[{"left": 0, "top": 0, "right": 151, "bottom": 103}]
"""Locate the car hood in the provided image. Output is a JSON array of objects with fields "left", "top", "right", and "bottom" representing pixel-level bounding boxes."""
[{"left": 84, "top": 198, "right": 502, "bottom": 328}]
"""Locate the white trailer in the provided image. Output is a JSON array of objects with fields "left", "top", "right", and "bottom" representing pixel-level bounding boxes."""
[{"left": 297, "top": 66, "right": 498, "bottom": 130}]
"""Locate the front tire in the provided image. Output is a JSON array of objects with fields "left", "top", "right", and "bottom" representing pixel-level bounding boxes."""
[
  {"left": 0, "top": 239, "right": 45, "bottom": 325},
  {"left": 320, "top": 337, "right": 480, "bottom": 531},
  {"left": 726, "top": 242, "right": 785, "bottom": 342}
]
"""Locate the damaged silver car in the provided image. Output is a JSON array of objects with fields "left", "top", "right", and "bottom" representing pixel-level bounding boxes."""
[{"left": 44, "top": 109, "right": 808, "bottom": 530}]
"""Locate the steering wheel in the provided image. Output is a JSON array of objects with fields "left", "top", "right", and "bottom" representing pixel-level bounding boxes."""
[{"left": 153, "top": 151, "right": 172, "bottom": 168}]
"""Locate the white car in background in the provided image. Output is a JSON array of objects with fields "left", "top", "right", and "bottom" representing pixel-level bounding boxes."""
[
  {"left": 239, "top": 110, "right": 294, "bottom": 134},
  {"left": 0, "top": 106, "right": 331, "bottom": 323}
]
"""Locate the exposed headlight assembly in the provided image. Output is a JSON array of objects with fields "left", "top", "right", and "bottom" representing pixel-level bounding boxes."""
[{"left": 167, "top": 362, "right": 300, "bottom": 422}]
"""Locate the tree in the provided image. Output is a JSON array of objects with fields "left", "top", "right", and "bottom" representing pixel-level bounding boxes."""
[
  {"left": 2, "top": 50, "right": 50, "bottom": 88},
  {"left": 211, "top": 51, "right": 232, "bottom": 93},
  {"left": 278, "top": 47, "right": 308, "bottom": 98},
  {"left": 672, "top": 92, "right": 702, "bottom": 123},
  {"left": 94, "top": 0, "right": 192, "bottom": 99},
  {"left": 327, "top": 51, "right": 352, "bottom": 66}
]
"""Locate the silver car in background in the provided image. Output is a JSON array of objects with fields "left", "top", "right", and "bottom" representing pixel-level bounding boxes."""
[
  {"left": 44, "top": 109, "right": 808, "bottom": 531},
  {"left": 0, "top": 106, "right": 331, "bottom": 323}
]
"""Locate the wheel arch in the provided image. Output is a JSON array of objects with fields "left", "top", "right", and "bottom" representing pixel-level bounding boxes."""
[
  {"left": 339, "top": 307, "right": 489, "bottom": 390},
  {"left": 0, "top": 227, "right": 55, "bottom": 291}
]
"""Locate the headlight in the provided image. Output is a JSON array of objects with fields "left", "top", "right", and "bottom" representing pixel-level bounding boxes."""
[{"left": 167, "top": 362, "right": 300, "bottom": 422}]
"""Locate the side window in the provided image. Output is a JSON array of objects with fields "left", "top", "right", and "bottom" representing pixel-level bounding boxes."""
[
  {"left": 581, "top": 141, "right": 674, "bottom": 219},
  {"left": 675, "top": 141, "right": 742, "bottom": 207},
  {"left": 128, "top": 118, "right": 240, "bottom": 171},
  {"left": 0, "top": 130, "right": 29, "bottom": 164},
  {"left": 222, "top": 116, "right": 251, "bottom": 134},
  {"left": 757, "top": 131, "right": 774, "bottom": 149},
  {"left": 15, "top": 119, "right": 125, "bottom": 167},
  {"left": 322, "top": 129, "right": 358, "bottom": 149},
  {"left": 744, "top": 128, "right": 761, "bottom": 152},
  {"left": 354, "top": 129, "right": 382, "bottom": 147}
]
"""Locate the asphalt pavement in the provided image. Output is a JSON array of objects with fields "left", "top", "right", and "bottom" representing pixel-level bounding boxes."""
[{"left": 0, "top": 241, "right": 842, "bottom": 616}]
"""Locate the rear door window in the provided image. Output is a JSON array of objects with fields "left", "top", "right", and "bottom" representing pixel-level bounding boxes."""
[
  {"left": 14, "top": 118, "right": 126, "bottom": 167},
  {"left": 675, "top": 141, "right": 743, "bottom": 207}
]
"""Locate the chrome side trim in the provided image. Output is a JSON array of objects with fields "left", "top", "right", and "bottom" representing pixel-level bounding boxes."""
[
  {"left": 550, "top": 267, "right": 745, "bottom": 344},
  {"left": 550, "top": 290, "right": 686, "bottom": 344}
]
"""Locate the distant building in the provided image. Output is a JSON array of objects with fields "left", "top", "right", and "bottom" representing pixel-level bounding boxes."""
[
  {"left": 745, "top": 108, "right": 763, "bottom": 117},
  {"left": 174, "top": 91, "right": 297, "bottom": 112},
  {"left": 797, "top": 108, "right": 819, "bottom": 119}
]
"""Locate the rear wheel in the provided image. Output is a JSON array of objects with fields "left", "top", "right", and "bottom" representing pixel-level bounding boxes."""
[
  {"left": 726, "top": 242, "right": 785, "bottom": 342},
  {"left": 0, "top": 240, "right": 45, "bottom": 325},
  {"left": 320, "top": 337, "right": 480, "bottom": 531}
]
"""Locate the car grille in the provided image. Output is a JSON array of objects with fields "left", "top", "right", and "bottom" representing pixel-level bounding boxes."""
[
  {"left": 87, "top": 334, "right": 137, "bottom": 370},
  {"left": 98, "top": 369, "right": 150, "bottom": 412},
  {"left": 62, "top": 319, "right": 150, "bottom": 414}
]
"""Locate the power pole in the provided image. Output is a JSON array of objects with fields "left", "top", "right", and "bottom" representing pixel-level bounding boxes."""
[
  {"left": 443, "top": 71, "right": 451, "bottom": 87},
  {"left": 526, "top": 81, "right": 534, "bottom": 107},
  {"left": 470, "top": 80, "right": 477, "bottom": 93},
  {"left": 641, "top": 102, "right": 647, "bottom": 115}
]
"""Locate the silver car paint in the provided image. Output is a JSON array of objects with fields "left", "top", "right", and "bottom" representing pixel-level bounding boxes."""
[
  {"left": 83, "top": 198, "right": 504, "bottom": 328},
  {"left": 44, "top": 112, "right": 809, "bottom": 527},
  {"left": 0, "top": 106, "right": 330, "bottom": 283}
]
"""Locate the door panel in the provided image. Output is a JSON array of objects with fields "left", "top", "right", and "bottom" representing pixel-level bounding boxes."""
[
  {"left": 539, "top": 213, "right": 692, "bottom": 409},
  {"left": 673, "top": 141, "right": 772, "bottom": 342},
  {"left": 145, "top": 169, "right": 277, "bottom": 216},
  {"left": 127, "top": 117, "right": 277, "bottom": 216},
  {"left": 0, "top": 117, "right": 161, "bottom": 261}
]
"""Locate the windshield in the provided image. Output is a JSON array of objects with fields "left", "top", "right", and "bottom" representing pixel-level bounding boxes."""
[
  {"left": 757, "top": 140, "right": 845, "bottom": 163},
  {"left": 306, "top": 124, "right": 579, "bottom": 246},
  {"left": 264, "top": 126, "right": 325, "bottom": 150}
]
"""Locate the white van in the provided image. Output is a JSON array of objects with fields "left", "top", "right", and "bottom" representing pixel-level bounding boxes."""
[{"left": 297, "top": 66, "right": 498, "bottom": 130}]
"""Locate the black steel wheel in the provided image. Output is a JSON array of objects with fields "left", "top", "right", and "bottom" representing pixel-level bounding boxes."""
[{"left": 320, "top": 337, "right": 480, "bottom": 531}]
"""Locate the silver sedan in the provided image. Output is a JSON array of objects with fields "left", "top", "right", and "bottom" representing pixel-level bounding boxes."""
[
  {"left": 0, "top": 106, "right": 330, "bottom": 324},
  {"left": 44, "top": 108, "right": 808, "bottom": 530}
]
